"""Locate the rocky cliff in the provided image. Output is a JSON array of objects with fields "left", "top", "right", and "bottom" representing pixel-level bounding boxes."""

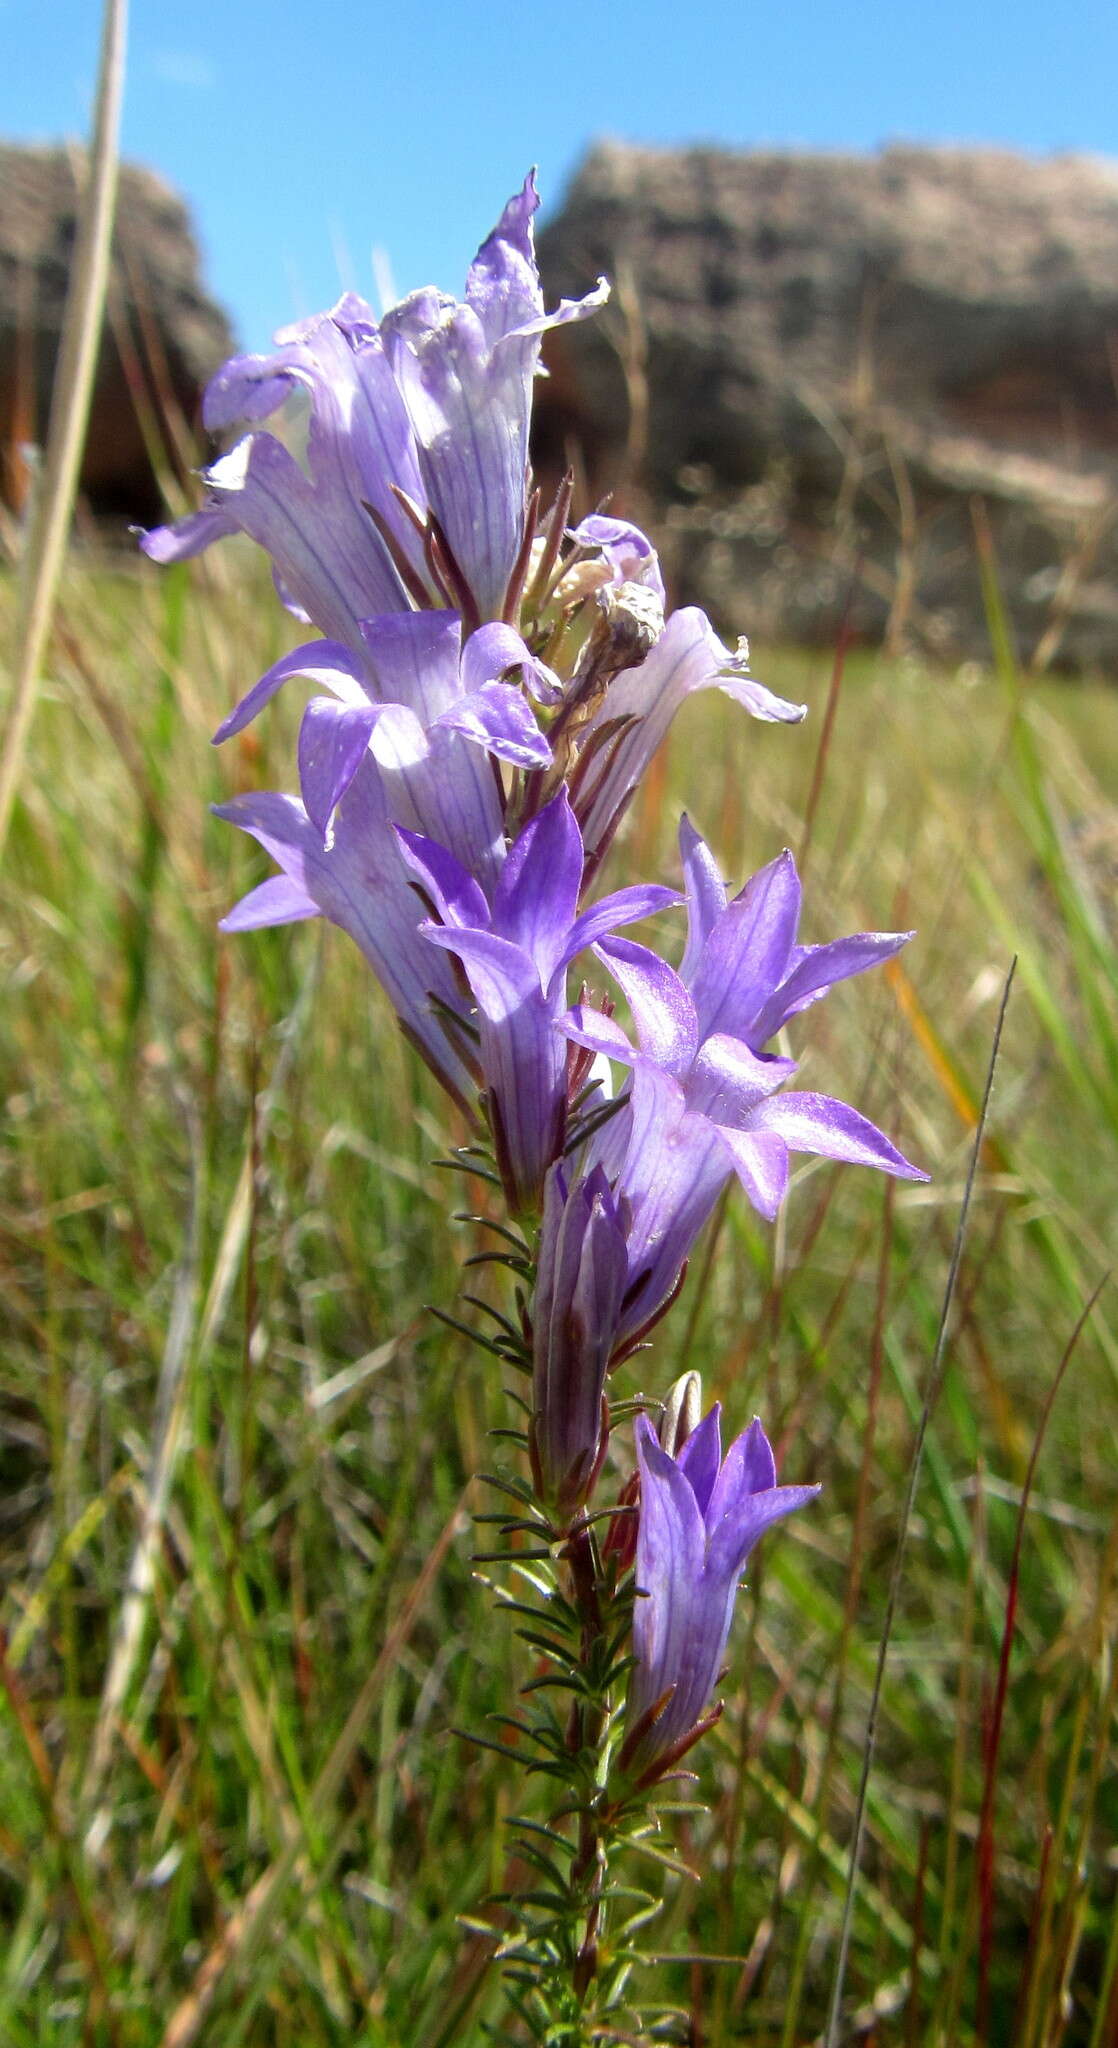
[
  {"left": 536, "top": 143, "right": 1118, "bottom": 669},
  {"left": 0, "top": 143, "right": 233, "bottom": 527}
]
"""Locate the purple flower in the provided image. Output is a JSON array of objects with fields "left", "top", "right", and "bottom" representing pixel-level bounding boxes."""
[
  {"left": 398, "top": 790, "right": 677, "bottom": 1212},
  {"left": 530, "top": 1164, "right": 628, "bottom": 1517},
  {"left": 623, "top": 1408, "right": 818, "bottom": 1778},
  {"left": 570, "top": 610, "right": 806, "bottom": 875},
  {"left": 216, "top": 610, "right": 553, "bottom": 884},
  {"left": 142, "top": 301, "right": 427, "bottom": 645},
  {"left": 562, "top": 823, "right": 926, "bottom": 1328},
  {"left": 381, "top": 174, "right": 607, "bottom": 623},
  {"left": 210, "top": 603, "right": 570, "bottom": 1099},
  {"left": 143, "top": 176, "right": 606, "bottom": 630}
]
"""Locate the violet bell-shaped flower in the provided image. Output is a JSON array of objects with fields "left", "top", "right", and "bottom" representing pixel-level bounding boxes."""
[
  {"left": 561, "top": 821, "right": 927, "bottom": 1332},
  {"left": 622, "top": 1407, "right": 819, "bottom": 1779},
  {"left": 397, "top": 790, "right": 678, "bottom": 1214},
  {"left": 381, "top": 174, "right": 607, "bottom": 624},
  {"left": 142, "top": 297, "right": 427, "bottom": 647},
  {"left": 530, "top": 1163, "right": 628, "bottom": 1518},
  {"left": 142, "top": 174, "right": 607, "bottom": 631}
]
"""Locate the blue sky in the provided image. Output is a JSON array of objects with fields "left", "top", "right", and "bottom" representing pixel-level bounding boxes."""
[{"left": 3, "top": 0, "right": 1115, "bottom": 351}]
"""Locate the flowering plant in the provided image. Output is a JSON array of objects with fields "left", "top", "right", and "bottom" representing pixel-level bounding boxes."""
[{"left": 147, "top": 172, "right": 925, "bottom": 2043}]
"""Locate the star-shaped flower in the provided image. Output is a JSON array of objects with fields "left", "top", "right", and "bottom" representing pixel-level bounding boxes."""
[
  {"left": 562, "top": 820, "right": 926, "bottom": 1325},
  {"left": 399, "top": 790, "right": 677, "bottom": 1211}
]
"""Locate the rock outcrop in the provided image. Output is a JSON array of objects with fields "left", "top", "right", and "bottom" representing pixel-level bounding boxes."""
[
  {"left": 0, "top": 143, "right": 233, "bottom": 528},
  {"left": 536, "top": 144, "right": 1118, "bottom": 670}
]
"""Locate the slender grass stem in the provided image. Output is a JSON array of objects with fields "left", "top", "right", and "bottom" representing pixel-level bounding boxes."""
[{"left": 0, "top": 0, "right": 128, "bottom": 858}]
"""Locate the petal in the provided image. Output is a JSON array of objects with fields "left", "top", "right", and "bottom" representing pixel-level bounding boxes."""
[
  {"left": 461, "top": 620, "right": 562, "bottom": 704},
  {"left": 576, "top": 610, "right": 806, "bottom": 864},
  {"left": 140, "top": 502, "right": 237, "bottom": 564},
  {"left": 359, "top": 611, "right": 464, "bottom": 725},
  {"left": 433, "top": 681, "right": 551, "bottom": 768},
  {"left": 750, "top": 1093, "right": 929, "bottom": 1180},
  {"left": 716, "top": 641, "right": 808, "bottom": 724},
  {"left": 202, "top": 351, "right": 295, "bottom": 431},
  {"left": 205, "top": 433, "right": 406, "bottom": 648},
  {"left": 491, "top": 791, "right": 583, "bottom": 979},
  {"left": 570, "top": 513, "right": 665, "bottom": 604},
  {"left": 751, "top": 930, "right": 915, "bottom": 1044},
  {"left": 395, "top": 827, "right": 490, "bottom": 930},
  {"left": 711, "top": 1416, "right": 776, "bottom": 1511},
  {"left": 368, "top": 702, "right": 504, "bottom": 889},
  {"left": 630, "top": 1417, "right": 709, "bottom": 1729},
  {"left": 422, "top": 924, "right": 540, "bottom": 1019},
  {"left": 461, "top": 622, "right": 531, "bottom": 692},
  {"left": 593, "top": 935, "right": 699, "bottom": 1072},
  {"left": 532, "top": 1166, "right": 627, "bottom": 1507},
  {"left": 298, "top": 698, "right": 380, "bottom": 837},
  {"left": 383, "top": 293, "right": 529, "bottom": 624},
  {"left": 501, "top": 278, "right": 610, "bottom": 343},
  {"left": 205, "top": 309, "right": 430, "bottom": 591},
  {"left": 712, "top": 1126, "right": 790, "bottom": 1220},
  {"left": 689, "top": 1034, "right": 796, "bottom": 1125},
  {"left": 561, "top": 885, "right": 681, "bottom": 973},
  {"left": 212, "top": 790, "right": 316, "bottom": 866},
  {"left": 558, "top": 1003, "right": 639, "bottom": 1068},
  {"left": 382, "top": 176, "right": 605, "bottom": 623},
  {"left": 423, "top": 924, "right": 566, "bottom": 1209},
  {"left": 706, "top": 1475, "right": 821, "bottom": 1587},
  {"left": 213, "top": 639, "right": 369, "bottom": 744},
  {"left": 465, "top": 171, "right": 544, "bottom": 344},
  {"left": 473, "top": 174, "right": 608, "bottom": 348},
  {"left": 679, "top": 815, "right": 727, "bottom": 983},
  {"left": 676, "top": 1405, "right": 723, "bottom": 1520},
  {"left": 213, "top": 781, "right": 474, "bottom": 1103},
  {"left": 614, "top": 1065, "right": 730, "bottom": 1336},
  {"left": 219, "top": 873, "right": 321, "bottom": 931},
  {"left": 689, "top": 851, "right": 802, "bottom": 1042}
]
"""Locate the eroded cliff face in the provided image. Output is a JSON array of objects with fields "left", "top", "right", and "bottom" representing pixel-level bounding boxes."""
[
  {"left": 536, "top": 143, "right": 1118, "bottom": 669},
  {"left": 0, "top": 143, "right": 233, "bottom": 526}
]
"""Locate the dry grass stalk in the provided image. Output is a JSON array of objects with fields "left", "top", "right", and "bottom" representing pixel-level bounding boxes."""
[{"left": 0, "top": 0, "right": 128, "bottom": 859}]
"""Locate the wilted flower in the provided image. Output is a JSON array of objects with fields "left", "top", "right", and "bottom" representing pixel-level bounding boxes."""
[
  {"left": 552, "top": 515, "right": 667, "bottom": 612},
  {"left": 622, "top": 1408, "right": 818, "bottom": 1779}
]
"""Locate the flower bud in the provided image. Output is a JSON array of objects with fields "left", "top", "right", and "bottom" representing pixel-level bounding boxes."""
[
  {"left": 530, "top": 1164, "right": 628, "bottom": 1520},
  {"left": 658, "top": 1371, "right": 702, "bottom": 1457}
]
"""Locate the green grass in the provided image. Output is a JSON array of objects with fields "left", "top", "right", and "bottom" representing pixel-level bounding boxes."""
[{"left": 1, "top": 546, "right": 1116, "bottom": 2045}]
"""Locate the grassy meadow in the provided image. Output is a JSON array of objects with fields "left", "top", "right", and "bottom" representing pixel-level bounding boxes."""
[{"left": 1, "top": 542, "right": 1116, "bottom": 2046}]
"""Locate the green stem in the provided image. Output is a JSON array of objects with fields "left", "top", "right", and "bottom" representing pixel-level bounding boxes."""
[{"left": 565, "top": 1524, "right": 608, "bottom": 2005}]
